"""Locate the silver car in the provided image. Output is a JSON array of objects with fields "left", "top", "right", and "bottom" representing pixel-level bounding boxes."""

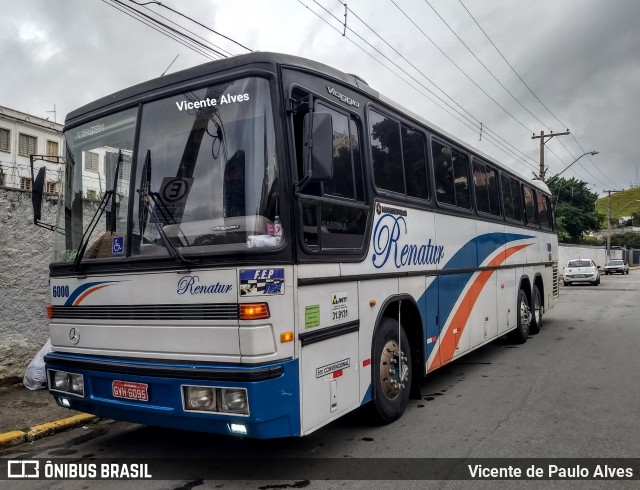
[
  {"left": 604, "top": 259, "right": 630, "bottom": 275},
  {"left": 563, "top": 259, "right": 600, "bottom": 286}
]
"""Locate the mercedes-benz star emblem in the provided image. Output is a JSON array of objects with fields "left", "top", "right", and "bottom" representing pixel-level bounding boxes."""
[{"left": 69, "top": 328, "right": 80, "bottom": 345}]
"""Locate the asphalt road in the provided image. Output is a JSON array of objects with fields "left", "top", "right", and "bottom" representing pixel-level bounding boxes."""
[{"left": 2, "top": 271, "right": 639, "bottom": 489}]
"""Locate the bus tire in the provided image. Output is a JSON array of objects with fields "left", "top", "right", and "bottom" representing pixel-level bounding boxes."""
[
  {"left": 529, "top": 285, "right": 543, "bottom": 334},
  {"left": 370, "top": 317, "right": 412, "bottom": 424},
  {"left": 507, "top": 288, "right": 530, "bottom": 344}
]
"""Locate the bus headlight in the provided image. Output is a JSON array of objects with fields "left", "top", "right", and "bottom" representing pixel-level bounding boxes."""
[
  {"left": 51, "top": 371, "right": 84, "bottom": 396},
  {"left": 184, "top": 386, "right": 216, "bottom": 411},
  {"left": 219, "top": 388, "right": 249, "bottom": 415},
  {"left": 182, "top": 386, "right": 249, "bottom": 415},
  {"left": 53, "top": 371, "right": 70, "bottom": 391}
]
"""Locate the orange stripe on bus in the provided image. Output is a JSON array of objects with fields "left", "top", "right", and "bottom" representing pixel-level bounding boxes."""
[
  {"left": 73, "top": 285, "right": 111, "bottom": 305},
  {"left": 428, "top": 243, "right": 531, "bottom": 370}
]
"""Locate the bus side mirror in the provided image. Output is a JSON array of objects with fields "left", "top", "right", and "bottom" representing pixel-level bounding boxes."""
[
  {"left": 304, "top": 111, "right": 333, "bottom": 182},
  {"left": 32, "top": 167, "right": 46, "bottom": 223}
]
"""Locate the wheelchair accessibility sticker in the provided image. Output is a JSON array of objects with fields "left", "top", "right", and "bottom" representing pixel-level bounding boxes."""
[{"left": 112, "top": 235, "right": 125, "bottom": 255}]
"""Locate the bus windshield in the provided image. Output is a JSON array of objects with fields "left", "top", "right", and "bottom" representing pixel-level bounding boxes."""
[{"left": 56, "top": 77, "right": 280, "bottom": 264}]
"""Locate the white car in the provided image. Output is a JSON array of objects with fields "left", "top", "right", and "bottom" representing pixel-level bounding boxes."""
[
  {"left": 563, "top": 258, "right": 600, "bottom": 286},
  {"left": 604, "top": 259, "right": 630, "bottom": 275}
]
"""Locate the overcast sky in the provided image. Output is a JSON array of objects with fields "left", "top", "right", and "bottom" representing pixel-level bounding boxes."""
[{"left": 1, "top": 0, "right": 638, "bottom": 194}]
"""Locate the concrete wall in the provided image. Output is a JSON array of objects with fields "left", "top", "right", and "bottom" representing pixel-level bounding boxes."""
[
  {"left": 558, "top": 243, "right": 622, "bottom": 269},
  {"left": 0, "top": 188, "right": 57, "bottom": 383}
]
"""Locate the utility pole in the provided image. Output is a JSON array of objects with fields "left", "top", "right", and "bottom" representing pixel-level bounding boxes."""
[
  {"left": 532, "top": 130, "right": 570, "bottom": 180},
  {"left": 605, "top": 189, "right": 623, "bottom": 260}
]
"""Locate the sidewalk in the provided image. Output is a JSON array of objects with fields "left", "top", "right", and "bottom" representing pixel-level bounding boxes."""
[{"left": 0, "top": 383, "right": 96, "bottom": 448}]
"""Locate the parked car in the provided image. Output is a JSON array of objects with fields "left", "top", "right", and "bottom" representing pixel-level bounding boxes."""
[
  {"left": 604, "top": 259, "right": 630, "bottom": 275},
  {"left": 563, "top": 258, "right": 600, "bottom": 286}
]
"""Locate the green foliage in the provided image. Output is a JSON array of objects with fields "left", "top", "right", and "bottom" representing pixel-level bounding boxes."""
[
  {"left": 580, "top": 235, "right": 604, "bottom": 246},
  {"left": 595, "top": 187, "right": 640, "bottom": 219},
  {"left": 547, "top": 177, "right": 602, "bottom": 243},
  {"left": 610, "top": 233, "right": 640, "bottom": 249}
]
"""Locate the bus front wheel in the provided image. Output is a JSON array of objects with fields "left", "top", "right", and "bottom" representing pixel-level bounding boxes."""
[{"left": 370, "top": 317, "right": 412, "bottom": 424}]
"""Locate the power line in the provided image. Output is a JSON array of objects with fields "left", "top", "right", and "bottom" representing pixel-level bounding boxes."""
[
  {"left": 129, "top": 0, "right": 253, "bottom": 53},
  {"left": 103, "top": 0, "right": 220, "bottom": 61},
  {"left": 109, "top": 0, "right": 229, "bottom": 59},
  {"left": 321, "top": 0, "right": 542, "bottom": 173},
  {"left": 300, "top": 0, "right": 540, "bottom": 174},
  {"left": 388, "top": 0, "right": 569, "bottom": 170},
  {"left": 422, "top": 0, "right": 552, "bottom": 132},
  {"left": 132, "top": 1, "right": 236, "bottom": 58},
  {"left": 456, "top": 0, "right": 620, "bottom": 190},
  {"left": 457, "top": 0, "right": 568, "bottom": 130}
]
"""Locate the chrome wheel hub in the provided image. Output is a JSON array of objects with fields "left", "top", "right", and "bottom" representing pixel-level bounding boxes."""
[{"left": 380, "top": 340, "right": 408, "bottom": 400}]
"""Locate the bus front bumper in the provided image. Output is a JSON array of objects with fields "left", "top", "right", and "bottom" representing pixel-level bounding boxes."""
[{"left": 44, "top": 353, "right": 300, "bottom": 439}]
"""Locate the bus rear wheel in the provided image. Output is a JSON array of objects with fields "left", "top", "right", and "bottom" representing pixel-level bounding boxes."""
[
  {"left": 529, "top": 285, "right": 543, "bottom": 334},
  {"left": 508, "top": 288, "right": 530, "bottom": 344},
  {"left": 370, "top": 317, "right": 412, "bottom": 424}
]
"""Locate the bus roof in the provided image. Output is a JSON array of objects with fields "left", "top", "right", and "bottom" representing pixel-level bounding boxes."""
[{"left": 66, "top": 51, "right": 547, "bottom": 194}]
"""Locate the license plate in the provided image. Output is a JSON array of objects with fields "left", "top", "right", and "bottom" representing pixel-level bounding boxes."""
[{"left": 112, "top": 380, "right": 149, "bottom": 401}]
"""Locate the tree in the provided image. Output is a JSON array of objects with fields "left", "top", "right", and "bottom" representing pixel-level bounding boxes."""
[
  {"left": 610, "top": 232, "right": 640, "bottom": 249},
  {"left": 547, "top": 177, "right": 603, "bottom": 243}
]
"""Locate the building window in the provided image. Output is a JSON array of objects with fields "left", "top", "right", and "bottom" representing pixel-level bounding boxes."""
[
  {"left": 46, "top": 140, "right": 59, "bottom": 157},
  {"left": 0, "top": 128, "right": 9, "bottom": 152},
  {"left": 45, "top": 181, "right": 58, "bottom": 194},
  {"left": 85, "top": 152, "right": 99, "bottom": 172},
  {"left": 20, "top": 176, "right": 32, "bottom": 191},
  {"left": 18, "top": 133, "right": 37, "bottom": 156}
]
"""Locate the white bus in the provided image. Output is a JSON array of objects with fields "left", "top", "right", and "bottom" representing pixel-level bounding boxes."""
[{"left": 34, "top": 52, "right": 558, "bottom": 438}]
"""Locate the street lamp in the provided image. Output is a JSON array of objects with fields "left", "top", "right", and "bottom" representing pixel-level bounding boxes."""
[{"left": 546, "top": 151, "right": 599, "bottom": 183}]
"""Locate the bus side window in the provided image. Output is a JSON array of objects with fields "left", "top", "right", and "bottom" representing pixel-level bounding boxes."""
[
  {"left": 474, "top": 161, "right": 501, "bottom": 217},
  {"left": 369, "top": 110, "right": 404, "bottom": 194},
  {"left": 433, "top": 140, "right": 470, "bottom": 209},
  {"left": 402, "top": 126, "right": 429, "bottom": 200},
  {"left": 502, "top": 174, "right": 523, "bottom": 222},
  {"left": 537, "top": 193, "right": 553, "bottom": 230},
  {"left": 523, "top": 185, "right": 538, "bottom": 226}
]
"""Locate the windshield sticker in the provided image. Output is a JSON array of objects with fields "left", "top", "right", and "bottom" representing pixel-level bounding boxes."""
[
  {"left": 112, "top": 236, "right": 125, "bottom": 255},
  {"left": 331, "top": 291, "right": 348, "bottom": 321},
  {"left": 175, "top": 93, "right": 250, "bottom": 111},
  {"left": 240, "top": 268, "right": 285, "bottom": 296},
  {"left": 305, "top": 305, "right": 320, "bottom": 329}
]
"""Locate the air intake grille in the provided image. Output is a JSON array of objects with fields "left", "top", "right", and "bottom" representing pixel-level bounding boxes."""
[
  {"left": 552, "top": 262, "right": 559, "bottom": 298},
  {"left": 52, "top": 304, "right": 239, "bottom": 321}
]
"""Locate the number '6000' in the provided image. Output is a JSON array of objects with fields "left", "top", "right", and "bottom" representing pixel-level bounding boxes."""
[{"left": 52, "top": 286, "right": 70, "bottom": 298}]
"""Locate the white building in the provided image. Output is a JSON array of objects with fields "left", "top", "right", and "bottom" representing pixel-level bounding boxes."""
[{"left": 0, "top": 105, "right": 64, "bottom": 194}]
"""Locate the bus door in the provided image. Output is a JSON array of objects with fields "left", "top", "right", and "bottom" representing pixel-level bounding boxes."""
[
  {"left": 297, "top": 279, "right": 360, "bottom": 435},
  {"left": 286, "top": 76, "right": 369, "bottom": 434}
]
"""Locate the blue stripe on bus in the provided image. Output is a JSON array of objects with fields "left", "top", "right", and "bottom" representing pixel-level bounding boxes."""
[
  {"left": 64, "top": 281, "right": 116, "bottom": 306},
  {"left": 419, "top": 233, "right": 533, "bottom": 362}
]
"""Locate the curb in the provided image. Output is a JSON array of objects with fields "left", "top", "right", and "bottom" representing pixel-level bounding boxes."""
[{"left": 0, "top": 414, "right": 98, "bottom": 449}]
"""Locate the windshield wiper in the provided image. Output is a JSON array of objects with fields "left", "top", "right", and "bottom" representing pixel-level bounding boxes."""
[
  {"left": 137, "top": 149, "right": 196, "bottom": 267},
  {"left": 72, "top": 149, "right": 123, "bottom": 272}
]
